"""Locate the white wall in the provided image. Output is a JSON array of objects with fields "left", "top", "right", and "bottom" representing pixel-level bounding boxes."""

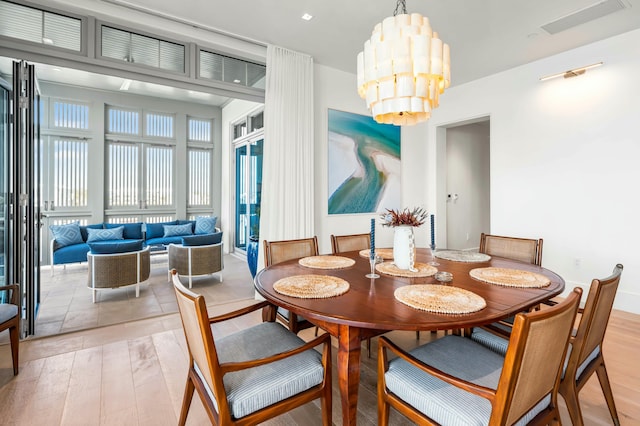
[
  {"left": 428, "top": 29, "right": 640, "bottom": 313},
  {"left": 313, "top": 64, "right": 430, "bottom": 255}
]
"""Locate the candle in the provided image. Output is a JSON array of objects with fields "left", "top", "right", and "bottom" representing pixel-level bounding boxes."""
[
  {"left": 430, "top": 214, "right": 435, "bottom": 247},
  {"left": 370, "top": 218, "right": 376, "bottom": 259}
]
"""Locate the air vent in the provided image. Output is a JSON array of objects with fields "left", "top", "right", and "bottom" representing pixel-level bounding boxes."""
[
  {"left": 0, "top": 0, "right": 81, "bottom": 51},
  {"left": 541, "top": 0, "right": 627, "bottom": 34},
  {"left": 101, "top": 25, "right": 185, "bottom": 73}
]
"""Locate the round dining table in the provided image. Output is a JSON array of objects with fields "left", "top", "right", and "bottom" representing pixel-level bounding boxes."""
[{"left": 254, "top": 248, "right": 565, "bottom": 426}]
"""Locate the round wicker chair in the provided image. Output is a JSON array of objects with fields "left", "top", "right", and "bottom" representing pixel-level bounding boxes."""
[
  {"left": 168, "top": 242, "right": 223, "bottom": 288},
  {"left": 87, "top": 247, "right": 151, "bottom": 303}
]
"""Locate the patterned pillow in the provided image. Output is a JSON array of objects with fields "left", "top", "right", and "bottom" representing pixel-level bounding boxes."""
[
  {"left": 163, "top": 223, "right": 193, "bottom": 237},
  {"left": 195, "top": 216, "right": 218, "bottom": 235},
  {"left": 50, "top": 222, "right": 83, "bottom": 247},
  {"left": 87, "top": 226, "right": 124, "bottom": 242}
]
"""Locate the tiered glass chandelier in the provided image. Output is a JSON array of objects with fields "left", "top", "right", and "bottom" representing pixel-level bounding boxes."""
[{"left": 357, "top": 0, "right": 451, "bottom": 126}]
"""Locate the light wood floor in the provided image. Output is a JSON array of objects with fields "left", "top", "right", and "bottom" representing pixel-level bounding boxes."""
[{"left": 1, "top": 302, "right": 638, "bottom": 425}]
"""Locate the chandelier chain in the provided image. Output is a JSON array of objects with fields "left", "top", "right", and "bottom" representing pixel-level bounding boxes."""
[{"left": 393, "top": 0, "right": 408, "bottom": 16}]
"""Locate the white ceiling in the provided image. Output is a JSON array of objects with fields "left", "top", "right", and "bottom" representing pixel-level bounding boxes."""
[
  {"left": 4, "top": 0, "right": 640, "bottom": 103},
  {"left": 110, "top": 0, "right": 640, "bottom": 85}
]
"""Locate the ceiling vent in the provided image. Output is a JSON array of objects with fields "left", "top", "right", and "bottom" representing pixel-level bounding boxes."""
[{"left": 541, "top": 0, "right": 627, "bottom": 34}]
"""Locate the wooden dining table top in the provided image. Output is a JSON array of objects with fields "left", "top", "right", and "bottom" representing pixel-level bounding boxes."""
[{"left": 254, "top": 248, "right": 565, "bottom": 333}]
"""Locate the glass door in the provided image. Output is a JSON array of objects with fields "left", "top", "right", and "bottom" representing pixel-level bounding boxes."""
[
  {"left": 0, "top": 77, "right": 9, "bottom": 292},
  {"left": 9, "top": 60, "right": 41, "bottom": 336},
  {"left": 234, "top": 137, "right": 263, "bottom": 252}
]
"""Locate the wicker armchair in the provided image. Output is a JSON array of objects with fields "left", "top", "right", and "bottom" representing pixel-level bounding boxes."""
[
  {"left": 87, "top": 247, "right": 151, "bottom": 303},
  {"left": 168, "top": 242, "right": 223, "bottom": 288}
]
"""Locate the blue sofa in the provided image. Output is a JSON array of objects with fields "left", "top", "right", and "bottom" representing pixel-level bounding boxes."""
[
  {"left": 50, "top": 222, "right": 144, "bottom": 274},
  {"left": 50, "top": 216, "right": 219, "bottom": 273}
]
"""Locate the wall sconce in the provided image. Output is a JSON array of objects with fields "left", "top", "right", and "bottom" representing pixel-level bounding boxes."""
[{"left": 539, "top": 62, "right": 603, "bottom": 81}]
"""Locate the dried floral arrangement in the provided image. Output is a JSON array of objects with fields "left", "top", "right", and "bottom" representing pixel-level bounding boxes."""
[{"left": 380, "top": 207, "right": 429, "bottom": 227}]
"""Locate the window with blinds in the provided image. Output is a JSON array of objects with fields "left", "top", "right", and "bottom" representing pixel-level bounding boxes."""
[
  {"left": 188, "top": 117, "right": 212, "bottom": 143},
  {"left": 106, "top": 106, "right": 175, "bottom": 210},
  {"left": 53, "top": 138, "right": 88, "bottom": 208},
  {"left": 0, "top": 0, "right": 82, "bottom": 51},
  {"left": 101, "top": 25, "right": 185, "bottom": 73},
  {"left": 199, "top": 50, "right": 265, "bottom": 89},
  {"left": 146, "top": 112, "right": 174, "bottom": 138},
  {"left": 107, "top": 142, "right": 139, "bottom": 207},
  {"left": 53, "top": 100, "right": 89, "bottom": 129},
  {"left": 145, "top": 145, "right": 173, "bottom": 207},
  {"left": 107, "top": 106, "right": 140, "bottom": 135},
  {"left": 188, "top": 149, "right": 211, "bottom": 206}
]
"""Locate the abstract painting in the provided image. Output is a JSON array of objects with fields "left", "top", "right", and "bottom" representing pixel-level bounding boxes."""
[{"left": 328, "top": 109, "right": 401, "bottom": 214}]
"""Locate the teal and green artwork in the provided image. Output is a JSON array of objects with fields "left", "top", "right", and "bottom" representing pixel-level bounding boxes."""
[{"left": 328, "top": 109, "right": 401, "bottom": 214}]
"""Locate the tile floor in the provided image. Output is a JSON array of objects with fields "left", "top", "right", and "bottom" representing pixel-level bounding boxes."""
[{"left": 31, "top": 253, "right": 255, "bottom": 338}]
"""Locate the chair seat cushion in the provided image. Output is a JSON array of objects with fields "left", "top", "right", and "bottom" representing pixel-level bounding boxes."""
[
  {"left": 181, "top": 232, "right": 222, "bottom": 246},
  {"left": 0, "top": 304, "right": 18, "bottom": 323},
  {"left": 470, "top": 327, "right": 510, "bottom": 355},
  {"left": 88, "top": 239, "right": 144, "bottom": 254},
  {"left": 385, "top": 335, "right": 550, "bottom": 426},
  {"left": 53, "top": 243, "right": 90, "bottom": 264},
  {"left": 145, "top": 236, "right": 183, "bottom": 246},
  {"left": 210, "top": 322, "right": 324, "bottom": 419},
  {"left": 470, "top": 327, "right": 600, "bottom": 381}
]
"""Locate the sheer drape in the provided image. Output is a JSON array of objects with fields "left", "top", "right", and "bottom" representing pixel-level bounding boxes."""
[{"left": 257, "top": 45, "right": 314, "bottom": 272}]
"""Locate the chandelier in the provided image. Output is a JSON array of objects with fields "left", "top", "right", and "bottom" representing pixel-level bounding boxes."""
[{"left": 357, "top": 0, "right": 450, "bottom": 126}]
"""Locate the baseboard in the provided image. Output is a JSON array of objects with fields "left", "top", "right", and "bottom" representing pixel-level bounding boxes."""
[{"left": 562, "top": 280, "right": 640, "bottom": 315}]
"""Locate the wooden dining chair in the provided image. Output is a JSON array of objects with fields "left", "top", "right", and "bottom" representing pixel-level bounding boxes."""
[
  {"left": 0, "top": 284, "right": 20, "bottom": 375},
  {"left": 479, "top": 232, "right": 543, "bottom": 266},
  {"left": 330, "top": 233, "right": 370, "bottom": 255},
  {"left": 171, "top": 270, "right": 332, "bottom": 426},
  {"left": 330, "top": 232, "right": 381, "bottom": 356},
  {"left": 378, "top": 288, "right": 582, "bottom": 426},
  {"left": 475, "top": 232, "right": 544, "bottom": 336},
  {"left": 469, "top": 264, "right": 623, "bottom": 426},
  {"left": 263, "top": 237, "right": 319, "bottom": 334},
  {"left": 560, "top": 264, "right": 623, "bottom": 426}
]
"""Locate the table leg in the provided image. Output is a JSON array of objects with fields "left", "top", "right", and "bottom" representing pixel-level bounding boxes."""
[
  {"left": 262, "top": 304, "right": 276, "bottom": 322},
  {"left": 338, "top": 324, "right": 361, "bottom": 425}
]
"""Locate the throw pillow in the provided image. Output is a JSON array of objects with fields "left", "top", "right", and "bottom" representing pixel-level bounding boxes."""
[
  {"left": 80, "top": 223, "right": 104, "bottom": 241},
  {"left": 163, "top": 223, "right": 193, "bottom": 237},
  {"left": 50, "top": 222, "right": 83, "bottom": 247},
  {"left": 181, "top": 232, "right": 222, "bottom": 246},
  {"left": 87, "top": 226, "right": 124, "bottom": 242},
  {"left": 88, "top": 240, "right": 144, "bottom": 254},
  {"left": 105, "top": 222, "right": 143, "bottom": 239},
  {"left": 195, "top": 216, "right": 218, "bottom": 235},
  {"left": 145, "top": 220, "right": 178, "bottom": 240}
]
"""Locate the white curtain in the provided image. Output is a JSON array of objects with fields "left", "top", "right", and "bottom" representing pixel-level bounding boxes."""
[{"left": 257, "top": 45, "right": 315, "bottom": 272}]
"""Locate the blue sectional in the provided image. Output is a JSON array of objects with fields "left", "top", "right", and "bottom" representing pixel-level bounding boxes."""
[
  {"left": 50, "top": 216, "right": 219, "bottom": 271},
  {"left": 50, "top": 222, "right": 144, "bottom": 272}
]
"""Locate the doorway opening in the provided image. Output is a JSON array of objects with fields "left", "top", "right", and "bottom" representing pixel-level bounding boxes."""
[{"left": 436, "top": 116, "right": 490, "bottom": 251}]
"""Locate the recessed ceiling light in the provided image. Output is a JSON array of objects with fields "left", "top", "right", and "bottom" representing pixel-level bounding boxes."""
[
  {"left": 42, "top": 37, "right": 54, "bottom": 45},
  {"left": 233, "top": 79, "right": 241, "bottom": 84},
  {"left": 52, "top": 67, "right": 62, "bottom": 72},
  {"left": 302, "top": 13, "right": 313, "bottom": 21}
]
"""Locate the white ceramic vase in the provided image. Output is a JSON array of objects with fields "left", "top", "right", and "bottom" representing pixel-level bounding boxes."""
[{"left": 393, "top": 226, "right": 415, "bottom": 270}]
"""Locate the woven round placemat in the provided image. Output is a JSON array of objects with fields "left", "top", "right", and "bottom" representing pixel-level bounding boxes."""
[
  {"left": 375, "top": 262, "right": 437, "bottom": 278},
  {"left": 469, "top": 267, "right": 551, "bottom": 288},
  {"left": 395, "top": 285, "right": 486, "bottom": 314},
  {"left": 273, "top": 275, "right": 350, "bottom": 298},
  {"left": 299, "top": 255, "right": 355, "bottom": 269},
  {"left": 435, "top": 250, "right": 491, "bottom": 263},
  {"left": 359, "top": 248, "right": 394, "bottom": 260}
]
